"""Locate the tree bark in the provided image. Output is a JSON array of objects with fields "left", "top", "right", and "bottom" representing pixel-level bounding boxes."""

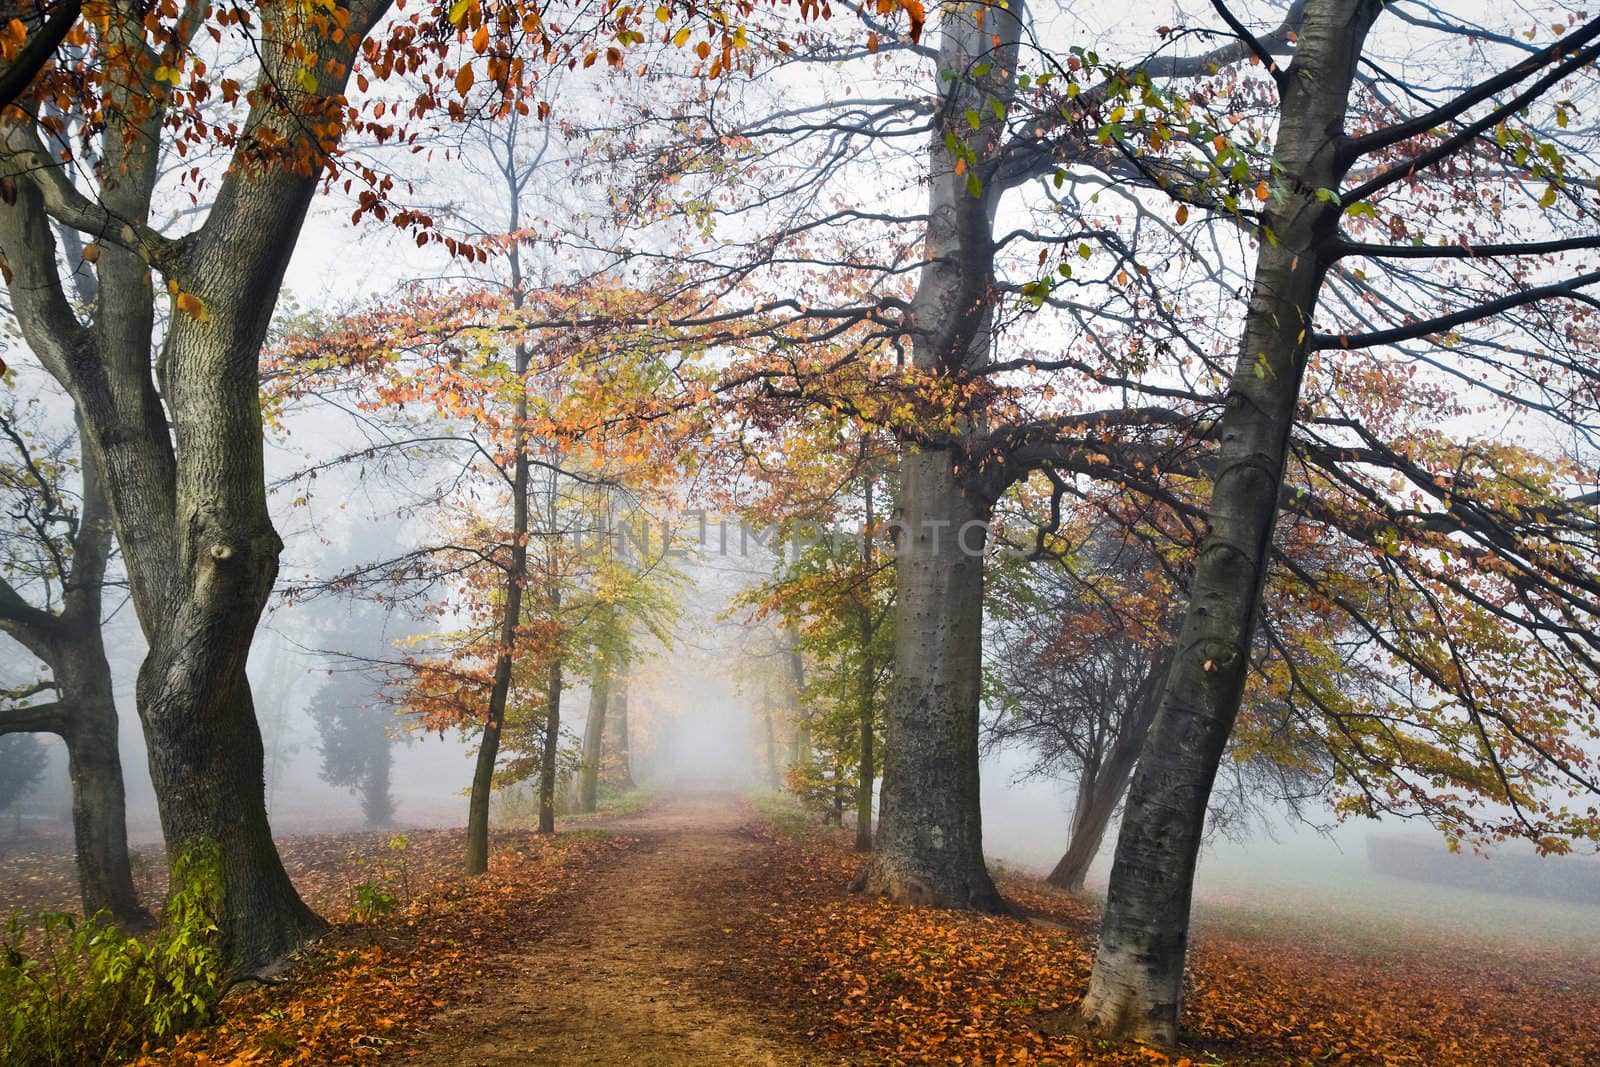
[
  {"left": 854, "top": 478, "right": 876, "bottom": 853},
  {"left": 785, "top": 626, "right": 811, "bottom": 767},
  {"left": 539, "top": 655, "right": 562, "bottom": 834},
  {"left": 59, "top": 629, "right": 147, "bottom": 925},
  {"left": 853, "top": 0, "right": 1023, "bottom": 912},
  {"left": 1047, "top": 649, "right": 1170, "bottom": 892},
  {"left": 854, "top": 454, "right": 1002, "bottom": 908},
  {"left": 0, "top": 443, "right": 146, "bottom": 926},
  {"left": 577, "top": 655, "right": 611, "bottom": 814},
  {"left": 760, "top": 684, "right": 780, "bottom": 789},
  {"left": 0, "top": 0, "right": 393, "bottom": 974},
  {"left": 611, "top": 675, "right": 635, "bottom": 788},
  {"left": 1079, "top": 1, "right": 1379, "bottom": 1043}
]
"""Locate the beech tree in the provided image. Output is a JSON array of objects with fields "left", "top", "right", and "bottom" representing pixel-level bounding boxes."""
[
  {"left": 0, "top": 388, "right": 146, "bottom": 922},
  {"left": 1074, "top": 1, "right": 1600, "bottom": 1043}
]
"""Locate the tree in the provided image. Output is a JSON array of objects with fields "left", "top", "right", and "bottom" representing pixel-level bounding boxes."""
[
  {"left": 0, "top": 387, "right": 146, "bottom": 923},
  {"left": 0, "top": 733, "right": 47, "bottom": 834},
  {"left": 985, "top": 532, "right": 1175, "bottom": 891},
  {"left": 0, "top": 0, "right": 393, "bottom": 972},
  {"left": 1080, "top": 1, "right": 1600, "bottom": 1043}
]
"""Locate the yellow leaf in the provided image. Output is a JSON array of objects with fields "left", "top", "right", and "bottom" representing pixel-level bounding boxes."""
[
  {"left": 672, "top": 26, "right": 690, "bottom": 47},
  {"left": 175, "top": 291, "right": 209, "bottom": 323},
  {"left": 655, "top": 4, "right": 670, "bottom": 21}
]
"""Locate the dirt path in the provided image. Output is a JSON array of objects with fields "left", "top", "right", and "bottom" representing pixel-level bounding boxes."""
[{"left": 403, "top": 793, "right": 822, "bottom": 1067}]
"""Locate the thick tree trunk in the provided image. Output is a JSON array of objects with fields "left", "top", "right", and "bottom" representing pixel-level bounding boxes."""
[
  {"left": 853, "top": 0, "right": 1023, "bottom": 912},
  {"left": 577, "top": 659, "right": 611, "bottom": 814},
  {"left": 1079, "top": 1, "right": 1378, "bottom": 1044},
  {"left": 0, "top": 0, "right": 394, "bottom": 975},
  {"left": 539, "top": 657, "right": 562, "bottom": 834},
  {"left": 854, "top": 453, "right": 1002, "bottom": 907}
]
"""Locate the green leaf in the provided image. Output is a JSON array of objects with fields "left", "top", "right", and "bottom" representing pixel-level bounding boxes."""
[{"left": 966, "top": 109, "right": 981, "bottom": 130}]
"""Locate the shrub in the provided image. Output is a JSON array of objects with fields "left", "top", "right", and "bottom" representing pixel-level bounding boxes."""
[{"left": 0, "top": 840, "right": 224, "bottom": 1066}]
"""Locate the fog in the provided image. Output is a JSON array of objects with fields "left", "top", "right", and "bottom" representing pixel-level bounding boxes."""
[{"left": 8, "top": 518, "right": 1597, "bottom": 963}]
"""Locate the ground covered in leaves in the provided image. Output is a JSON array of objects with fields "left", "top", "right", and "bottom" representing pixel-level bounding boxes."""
[
  {"left": 83, "top": 827, "right": 628, "bottom": 1066},
  {"left": 718, "top": 801, "right": 1600, "bottom": 1066},
  {"left": 6, "top": 795, "right": 1599, "bottom": 1065}
]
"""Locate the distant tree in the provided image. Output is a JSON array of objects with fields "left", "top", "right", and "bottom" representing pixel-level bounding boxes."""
[
  {"left": 310, "top": 674, "right": 396, "bottom": 828},
  {"left": 0, "top": 734, "right": 47, "bottom": 834},
  {"left": 0, "top": 388, "right": 147, "bottom": 922}
]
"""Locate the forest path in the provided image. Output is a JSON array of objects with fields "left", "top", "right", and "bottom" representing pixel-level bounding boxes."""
[{"left": 401, "top": 792, "right": 819, "bottom": 1067}]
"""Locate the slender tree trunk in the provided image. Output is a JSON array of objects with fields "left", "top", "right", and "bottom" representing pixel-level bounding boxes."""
[
  {"left": 0, "top": 445, "right": 147, "bottom": 926},
  {"left": 785, "top": 627, "right": 810, "bottom": 767},
  {"left": 539, "top": 656, "right": 562, "bottom": 834},
  {"left": 612, "top": 675, "right": 635, "bottom": 788},
  {"left": 1079, "top": 2, "right": 1378, "bottom": 1043},
  {"left": 761, "top": 684, "right": 780, "bottom": 789},
  {"left": 465, "top": 341, "right": 531, "bottom": 875},
  {"left": 1048, "top": 650, "right": 1171, "bottom": 892},
  {"left": 577, "top": 657, "right": 611, "bottom": 814},
  {"left": 60, "top": 636, "right": 147, "bottom": 925},
  {"left": 854, "top": 479, "right": 876, "bottom": 853},
  {"left": 1049, "top": 773, "right": 1118, "bottom": 893}
]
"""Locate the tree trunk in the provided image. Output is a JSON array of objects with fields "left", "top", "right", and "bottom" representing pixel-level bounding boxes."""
[
  {"left": 0, "top": 442, "right": 147, "bottom": 927},
  {"left": 60, "top": 635, "right": 147, "bottom": 926},
  {"left": 612, "top": 675, "right": 635, "bottom": 788},
  {"left": 854, "top": 478, "right": 876, "bottom": 853},
  {"left": 1048, "top": 649, "right": 1171, "bottom": 893},
  {"left": 1049, "top": 773, "right": 1116, "bottom": 894},
  {"left": 539, "top": 656, "right": 562, "bottom": 834},
  {"left": 577, "top": 658, "right": 611, "bottom": 814},
  {"left": 465, "top": 339, "right": 531, "bottom": 874},
  {"left": 0, "top": 0, "right": 395, "bottom": 975},
  {"left": 852, "top": 0, "right": 1023, "bottom": 913},
  {"left": 854, "top": 453, "right": 1002, "bottom": 908},
  {"left": 761, "top": 685, "right": 780, "bottom": 789},
  {"left": 1079, "top": 1, "right": 1378, "bottom": 1043},
  {"left": 784, "top": 626, "right": 810, "bottom": 768}
]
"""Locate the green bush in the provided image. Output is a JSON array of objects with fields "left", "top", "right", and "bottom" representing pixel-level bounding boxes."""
[{"left": 0, "top": 840, "right": 225, "bottom": 1067}]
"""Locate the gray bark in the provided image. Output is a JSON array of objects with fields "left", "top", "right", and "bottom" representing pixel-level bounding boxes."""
[
  {"left": 1079, "top": 0, "right": 1380, "bottom": 1043},
  {"left": 577, "top": 654, "right": 611, "bottom": 814},
  {"left": 539, "top": 654, "right": 562, "bottom": 834},
  {"left": 0, "top": 0, "right": 393, "bottom": 973},
  {"left": 853, "top": 0, "right": 1024, "bottom": 911},
  {"left": 0, "top": 446, "right": 145, "bottom": 924}
]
